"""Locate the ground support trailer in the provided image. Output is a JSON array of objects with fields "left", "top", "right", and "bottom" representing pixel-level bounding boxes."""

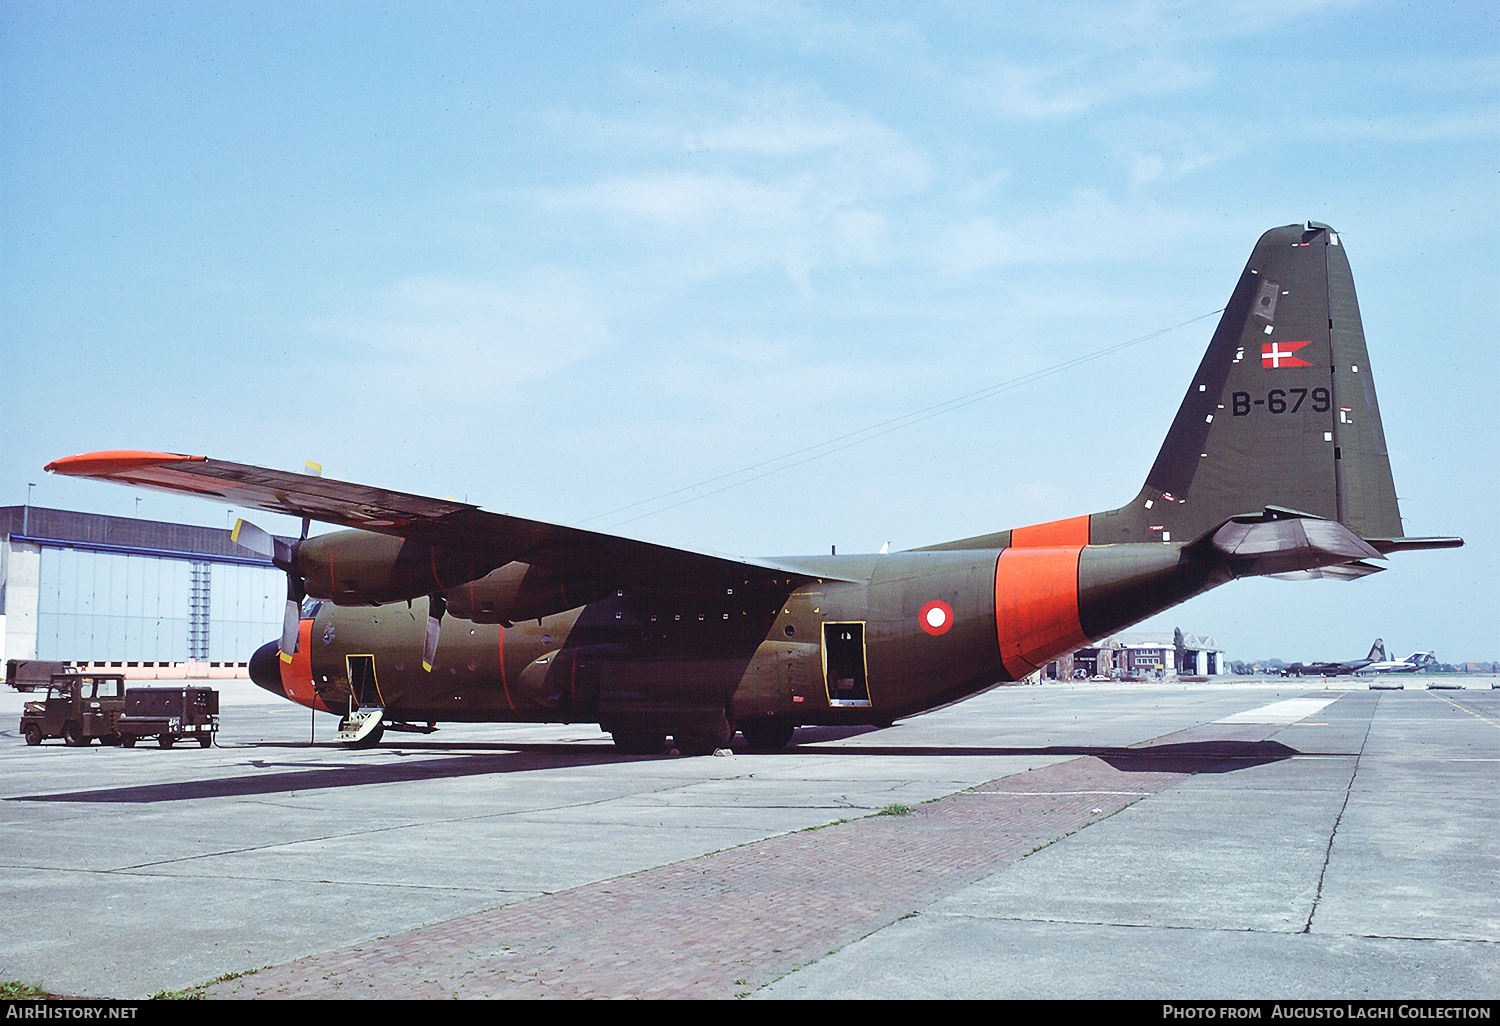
[
  {"left": 7, "top": 659, "right": 76, "bottom": 693},
  {"left": 117, "top": 687, "right": 220, "bottom": 748}
]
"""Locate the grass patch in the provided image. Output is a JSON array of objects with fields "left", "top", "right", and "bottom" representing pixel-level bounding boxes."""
[
  {"left": 1, "top": 981, "right": 51, "bottom": 1000},
  {"left": 801, "top": 816, "right": 853, "bottom": 832},
  {"left": 875, "top": 803, "right": 912, "bottom": 817},
  {"left": 150, "top": 989, "right": 201, "bottom": 1000}
]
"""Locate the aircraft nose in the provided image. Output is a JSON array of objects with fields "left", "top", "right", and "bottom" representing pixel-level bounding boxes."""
[{"left": 248, "top": 640, "right": 287, "bottom": 699}]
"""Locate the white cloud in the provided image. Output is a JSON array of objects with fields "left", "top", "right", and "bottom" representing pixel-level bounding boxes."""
[
  {"left": 662, "top": 0, "right": 928, "bottom": 63},
  {"left": 308, "top": 269, "right": 614, "bottom": 399},
  {"left": 529, "top": 90, "right": 931, "bottom": 293},
  {"left": 1315, "top": 108, "right": 1497, "bottom": 145},
  {"left": 1096, "top": 118, "right": 1249, "bottom": 190},
  {"left": 968, "top": 51, "right": 1212, "bottom": 121}
]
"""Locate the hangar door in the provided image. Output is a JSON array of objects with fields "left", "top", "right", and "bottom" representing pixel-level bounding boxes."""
[{"left": 35, "top": 547, "right": 283, "bottom": 662}]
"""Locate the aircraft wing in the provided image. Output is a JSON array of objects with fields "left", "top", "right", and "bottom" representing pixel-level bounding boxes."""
[{"left": 44, "top": 450, "right": 847, "bottom": 592}]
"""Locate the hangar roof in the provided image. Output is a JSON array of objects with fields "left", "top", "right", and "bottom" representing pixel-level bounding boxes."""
[{"left": 1, "top": 505, "right": 275, "bottom": 566}]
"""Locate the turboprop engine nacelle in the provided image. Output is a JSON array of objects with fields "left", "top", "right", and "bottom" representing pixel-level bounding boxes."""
[
  {"left": 444, "top": 561, "right": 610, "bottom": 625},
  {"left": 296, "top": 530, "right": 499, "bottom": 606}
]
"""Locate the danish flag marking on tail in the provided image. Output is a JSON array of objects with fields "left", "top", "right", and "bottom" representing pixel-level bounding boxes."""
[{"left": 1262, "top": 341, "right": 1313, "bottom": 368}]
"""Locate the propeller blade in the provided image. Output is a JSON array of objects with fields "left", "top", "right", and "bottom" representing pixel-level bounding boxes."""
[
  {"left": 279, "top": 600, "right": 300, "bottom": 664},
  {"left": 231, "top": 518, "right": 272, "bottom": 557},
  {"left": 231, "top": 518, "right": 294, "bottom": 565},
  {"left": 233, "top": 517, "right": 305, "bottom": 662},
  {"left": 278, "top": 575, "right": 306, "bottom": 664},
  {"left": 299, "top": 465, "right": 317, "bottom": 540},
  {"left": 422, "top": 594, "right": 446, "bottom": 673}
]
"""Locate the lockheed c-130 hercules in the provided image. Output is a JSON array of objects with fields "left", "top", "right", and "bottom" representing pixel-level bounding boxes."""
[
  {"left": 47, "top": 223, "right": 1462, "bottom": 754},
  {"left": 1279, "top": 638, "right": 1387, "bottom": 677}
]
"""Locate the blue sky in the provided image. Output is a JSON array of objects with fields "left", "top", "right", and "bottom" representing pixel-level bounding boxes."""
[{"left": 3, "top": 1, "right": 1495, "bottom": 662}]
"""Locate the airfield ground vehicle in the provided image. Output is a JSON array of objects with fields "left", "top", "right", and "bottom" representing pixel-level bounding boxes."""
[
  {"left": 117, "top": 686, "right": 219, "bottom": 748},
  {"left": 7, "top": 659, "right": 75, "bottom": 693},
  {"left": 20, "top": 672, "right": 126, "bottom": 745},
  {"left": 19, "top": 676, "right": 220, "bottom": 748}
]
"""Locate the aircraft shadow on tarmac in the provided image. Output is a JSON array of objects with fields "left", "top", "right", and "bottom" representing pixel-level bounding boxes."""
[{"left": 8, "top": 728, "right": 1300, "bottom": 804}]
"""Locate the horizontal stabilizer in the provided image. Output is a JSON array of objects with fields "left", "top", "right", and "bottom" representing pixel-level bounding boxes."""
[
  {"left": 1268, "top": 560, "right": 1386, "bottom": 582},
  {"left": 1204, "top": 513, "right": 1384, "bottom": 579},
  {"left": 1367, "top": 536, "right": 1465, "bottom": 553}
]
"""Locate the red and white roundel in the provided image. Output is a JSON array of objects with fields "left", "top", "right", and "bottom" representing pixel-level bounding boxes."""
[{"left": 919, "top": 600, "right": 954, "bottom": 636}]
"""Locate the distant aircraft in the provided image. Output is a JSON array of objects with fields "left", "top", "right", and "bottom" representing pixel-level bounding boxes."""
[
  {"left": 1359, "top": 651, "right": 1440, "bottom": 675},
  {"left": 1281, "top": 638, "right": 1387, "bottom": 677},
  {"left": 47, "top": 223, "right": 1463, "bottom": 753}
]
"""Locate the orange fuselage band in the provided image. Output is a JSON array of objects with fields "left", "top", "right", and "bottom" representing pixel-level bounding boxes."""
[
  {"left": 1010, "top": 515, "right": 1091, "bottom": 548},
  {"left": 994, "top": 546, "right": 1088, "bottom": 679}
]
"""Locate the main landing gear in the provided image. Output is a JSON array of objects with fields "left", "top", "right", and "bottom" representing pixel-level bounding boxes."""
[
  {"left": 610, "top": 731, "right": 667, "bottom": 755},
  {"left": 609, "top": 714, "right": 798, "bottom": 756},
  {"left": 740, "top": 719, "right": 795, "bottom": 752}
]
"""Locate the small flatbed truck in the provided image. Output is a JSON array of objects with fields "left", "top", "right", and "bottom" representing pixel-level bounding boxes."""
[
  {"left": 20, "top": 673, "right": 126, "bottom": 746},
  {"left": 117, "top": 686, "right": 219, "bottom": 748}
]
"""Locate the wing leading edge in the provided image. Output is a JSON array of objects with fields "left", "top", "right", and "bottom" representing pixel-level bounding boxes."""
[{"left": 44, "top": 451, "right": 849, "bottom": 592}]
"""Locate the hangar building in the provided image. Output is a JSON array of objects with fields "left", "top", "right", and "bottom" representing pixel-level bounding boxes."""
[
  {"left": 1, "top": 505, "right": 283, "bottom": 670},
  {"left": 1049, "top": 631, "right": 1226, "bottom": 680}
]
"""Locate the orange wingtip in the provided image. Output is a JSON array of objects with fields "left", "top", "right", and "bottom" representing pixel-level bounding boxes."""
[{"left": 45, "top": 451, "right": 206, "bottom": 476}]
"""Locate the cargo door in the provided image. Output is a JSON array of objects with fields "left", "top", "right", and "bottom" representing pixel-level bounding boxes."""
[
  {"left": 822, "top": 622, "right": 870, "bottom": 706},
  {"left": 346, "top": 655, "right": 383, "bottom": 709},
  {"left": 336, "top": 655, "right": 385, "bottom": 746}
]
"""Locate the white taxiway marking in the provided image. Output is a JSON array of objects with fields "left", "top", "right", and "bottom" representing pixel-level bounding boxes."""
[{"left": 1215, "top": 697, "right": 1339, "bottom": 724}]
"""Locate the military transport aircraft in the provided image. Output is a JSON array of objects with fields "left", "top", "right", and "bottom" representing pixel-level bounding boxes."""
[
  {"left": 1280, "top": 638, "right": 1387, "bottom": 677},
  {"left": 47, "top": 223, "right": 1463, "bottom": 753},
  {"left": 1359, "top": 650, "right": 1441, "bottom": 675}
]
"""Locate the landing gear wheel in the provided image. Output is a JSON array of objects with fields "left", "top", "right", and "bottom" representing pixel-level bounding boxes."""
[
  {"left": 672, "top": 733, "right": 716, "bottom": 757},
  {"left": 742, "top": 719, "right": 795, "bottom": 751},
  {"left": 121, "top": 735, "right": 137, "bottom": 748},
  {"left": 342, "top": 720, "right": 385, "bottom": 749},
  {"left": 159, "top": 734, "right": 174, "bottom": 749},
  {"left": 24, "top": 723, "right": 42, "bottom": 746},
  {"left": 673, "top": 713, "right": 735, "bottom": 757},
  {"left": 611, "top": 731, "right": 666, "bottom": 755},
  {"left": 63, "top": 722, "right": 87, "bottom": 746}
]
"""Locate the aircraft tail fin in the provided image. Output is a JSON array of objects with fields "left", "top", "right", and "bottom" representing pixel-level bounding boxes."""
[
  {"left": 920, "top": 223, "right": 1458, "bottom": 566},
  {"left": 1368, "top": 638, "right": 1386, "bottom": 662},
  {"left": 1090, "top": 222, "right": 1404, "bottom": 548}
]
